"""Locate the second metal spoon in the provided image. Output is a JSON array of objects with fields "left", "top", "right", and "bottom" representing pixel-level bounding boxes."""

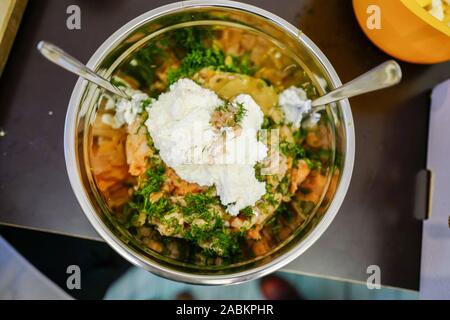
[{"left": 311, "top": 60, "right": 402, "bottom": 109}]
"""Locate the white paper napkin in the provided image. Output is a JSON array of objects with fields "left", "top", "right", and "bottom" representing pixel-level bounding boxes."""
[
  {"left": 420, "top": 79, "right": 450, "bottom": 300},
  {"left": 0, "top": 235, "right": 72, "bottom": 300}
]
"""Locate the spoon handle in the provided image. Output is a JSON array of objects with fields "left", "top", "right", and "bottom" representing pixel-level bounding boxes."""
[
  {"left": 311, "top": 60, "right": 402, "bottom": 108},
  {"left": 37, "top": 41, "right": 131, "bottom": 100}
]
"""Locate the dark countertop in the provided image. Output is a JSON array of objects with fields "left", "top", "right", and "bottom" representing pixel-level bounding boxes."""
[{"left": 1, "top": 0, "right": 449, "bottom": 291}]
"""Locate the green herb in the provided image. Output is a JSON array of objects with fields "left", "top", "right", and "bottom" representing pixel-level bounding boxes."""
[
  {"left": 161, "top": 217, "right": 183, "bottom": 235},
  {"left": 304, "top": 158, "right": 322, "bottom": 170},
  {"left": 216, "top": 103, "right": 229, "bottom": 113},
  {"left": 304, "top": 148, "right": 329, "bottom": 170},
  {"left": 130, "top": 212, "right": 146, "bottom": 227},
  {"left": 262, "top": 116, "right": 277, "bottom": 130},
  {"left": 121, "top": 42, "right": 164, "bottom": 92},
  {"left": 144, "top": 198, "right": 174, "bottom": 218},
  {"left": 185, "top": 219, "right": 243, "bottom": 257},
  {"left": 126, "top": 163, "right": 167, "bottom": 220},
  {"left": 263, "top": 192, "right": 279, "bottom": 207},
  {"left": 293, "top": 127, "right": 306, "bottom": 142},
  {"left": 254, "top": 163, "right": 264, "bottom": 182},
  {"left": 136, "top": 112, "right": 149, "bottom": 134},
  {"left": 301, "top": 82, "right": 317, "bottom": 99},
  {"left": 278, "top": 176, "right": 290, "bottom": 195},
  {"left": 266, "top": 202, "right": 292, "bottom": 235},
  {"left": 167, "top": 46, "right": 254, "bottom": 85},
  {"left": 138, "top": 165, "right": 165, "bottom": 196},
  {"left": 280, "top": 141, "right": 306, "bottom": 160},
  {"left": 142, "top": 98, "right": 153, "bottom": 108},
  {"left": 169, "top": 27, "right": 212, "bottom": 54},
  {"left": 234, "top": 102, "right": 247, "bottom": 124},
  {"left": 181, "top": 193, "right": 218, "bottom": 222},
  {"left": 240, "top": 206, "right": 254, "bottom": 219}
]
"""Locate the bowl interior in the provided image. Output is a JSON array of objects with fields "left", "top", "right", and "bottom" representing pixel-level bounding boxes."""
[{"left": 66, "top": 1, "right": 353, "bottom": 284}]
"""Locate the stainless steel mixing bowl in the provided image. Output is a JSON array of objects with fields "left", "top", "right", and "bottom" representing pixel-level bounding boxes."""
[{"left": 64, "top": 0, "right": 355, "bottom": 285}]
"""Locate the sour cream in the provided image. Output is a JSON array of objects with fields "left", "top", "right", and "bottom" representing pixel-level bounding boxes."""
[
  {"left": 145, "top": 79, "right": 267, "bottom": 215},
  {"left": 278, "top": 86, "right": 312, "bottom": 129},
  {"left": 101, "top": 89, "right": 150, "bottom": 129}
]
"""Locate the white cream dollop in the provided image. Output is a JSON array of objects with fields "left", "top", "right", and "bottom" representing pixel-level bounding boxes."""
[
  {"left": 145, "top": 79, "right": 267, "bottom": 215},
  {"left": 101, "top": 89, "right": 150, "bottom": 129},
  {"left": 278, "top": 86, "right": 313, "bottom": 129}
]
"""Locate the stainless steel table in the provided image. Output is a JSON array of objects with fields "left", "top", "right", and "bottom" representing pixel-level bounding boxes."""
[{"left": 2, "top": 0, "right": 449, "bottom": 291}]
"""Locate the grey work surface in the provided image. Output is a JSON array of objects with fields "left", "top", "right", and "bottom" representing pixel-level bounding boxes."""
[{"left": 1, "top": 0, "right": 449, "bottom": 291}]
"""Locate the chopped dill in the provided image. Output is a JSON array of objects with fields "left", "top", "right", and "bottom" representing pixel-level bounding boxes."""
[
  {"left": 167, "top": 46, "right": 254, "bottom": 85},
  {"left": 181, "top": 193, "right": 218, "bottom": 222},
  {"left": 234, "top": 102, "right": 247, "bottom": 124},
  {"left": 144, "top": 197, "right": 174, "bottom": 218},
  {"left": 185, "top": 219, "right": 243, "bottom": 257},
  {"left": 240, "top": 206, "right": 254, "bottom": 219},
  {"left": 169, "top": 26, "right": 212, "bottom": 54},
  {"left": 279, "top": 141, "right": 306, "bottom": 160},
  {"left": 141, "top": 98, "right": 153, "bottom": 108},
  {"left": 254, "top": 163, "right": 264, "bottom": 182},
  {"left": 262, "top": 116, "right": 277, "bottom": 130},
  {"left": 126, "top": 163, "right": 167, "bottom": 219}
]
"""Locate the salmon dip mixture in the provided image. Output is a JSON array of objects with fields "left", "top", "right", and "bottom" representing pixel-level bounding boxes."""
[{"left": 89, "top": 26, "right": 335, "bottom": 265}]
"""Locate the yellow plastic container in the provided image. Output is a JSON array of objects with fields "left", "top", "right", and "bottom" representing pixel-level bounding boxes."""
[{"left": 353, "top": 0, "right": 450, "bottom": 64}]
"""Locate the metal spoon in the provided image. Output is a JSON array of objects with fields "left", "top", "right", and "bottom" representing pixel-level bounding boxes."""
[
  {"left": 311, "top": 60, "right": 402, "bottom": 109},
  {"left": 37, "top": 41, "right": 131, "bottom": 100}
]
